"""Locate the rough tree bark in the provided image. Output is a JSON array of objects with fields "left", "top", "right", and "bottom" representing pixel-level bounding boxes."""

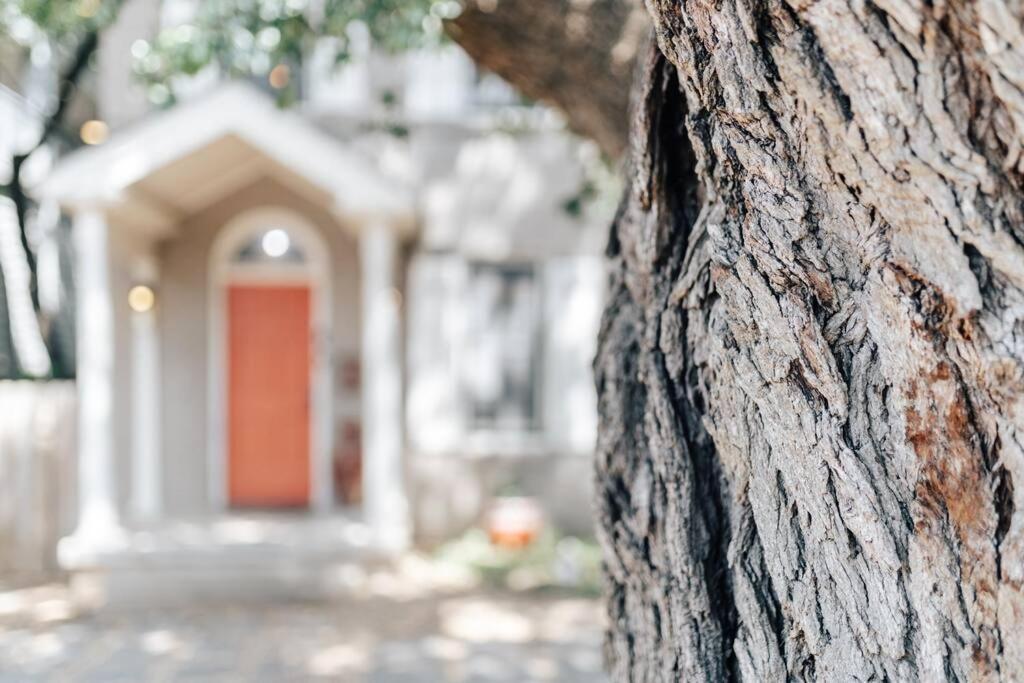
[
  {"left": 446, "top": 0, "right": 648, "bottom": 158},
  {"left": 595, "top": 0, "right": 1024, "bottom": 679}
]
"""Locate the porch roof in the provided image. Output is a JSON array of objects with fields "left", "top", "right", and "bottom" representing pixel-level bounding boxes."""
[{"left": 36, "top": 83, "right": 414, "bottom": 237}]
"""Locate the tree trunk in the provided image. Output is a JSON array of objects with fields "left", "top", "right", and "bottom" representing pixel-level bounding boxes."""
[
  {"left": 446, "top": 0, "right": 648, "bottom": 159},
  {"left": 595, "top": 1, "right": 1024, "bottom": 679}
]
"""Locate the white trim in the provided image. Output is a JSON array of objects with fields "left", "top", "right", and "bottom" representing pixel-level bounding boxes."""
[
  {"left": 207, "top": 207, "right": 334, "bottom": 514},
  {"left": 37, "top": 82, "right": 414, "bottom": 232}
]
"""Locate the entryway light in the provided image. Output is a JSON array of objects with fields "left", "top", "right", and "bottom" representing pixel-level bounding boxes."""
[
  {"left": 80, "top": 119, "right": 109, "bottom": 145},
  {"left": 261, "top": 228, "right": 290, "bottom": 258},
  {"left": 128, "top": 285, "right": 156, "bottom": 313}
]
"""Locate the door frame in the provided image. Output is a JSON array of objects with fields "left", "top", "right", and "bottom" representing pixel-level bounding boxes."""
[{"left": 207, "top": 207, "right": 333, "bottom": 514}]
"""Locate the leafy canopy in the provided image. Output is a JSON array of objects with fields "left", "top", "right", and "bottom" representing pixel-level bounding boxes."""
[
  {"left": 135, "top": 0, "right": 461, "bottom": 105},
  {"left": 1, "top": 0, "right": 121, "bottom": 44},
  {"left": 1, "top": 0, "right": 461, "bottom": 106}
]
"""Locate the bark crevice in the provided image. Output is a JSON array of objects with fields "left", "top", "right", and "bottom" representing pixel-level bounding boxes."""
[{"left": 596, "top": 0, "right": 1024, "bottom": 678}]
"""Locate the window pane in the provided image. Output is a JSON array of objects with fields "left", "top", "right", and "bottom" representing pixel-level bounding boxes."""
[
  {"left": 232, "top": 230, "right": 306, "bottom": 264},
  {"left": 462, "top": 263, "right": 541, "bottom": 432}
]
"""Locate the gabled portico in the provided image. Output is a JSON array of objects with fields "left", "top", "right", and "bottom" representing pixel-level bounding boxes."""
[{"left": 36, "top": 84, "right": 415, "bottom": 590}]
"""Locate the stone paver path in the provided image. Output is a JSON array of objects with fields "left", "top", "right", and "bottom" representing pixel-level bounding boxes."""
[{"left": 0, "top": 585, "right": 606, "bottom": 682}]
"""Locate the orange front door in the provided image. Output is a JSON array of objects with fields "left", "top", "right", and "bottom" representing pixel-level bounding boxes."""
[{"left": 228, "top": 285, "right": 311, "bottom": 507}]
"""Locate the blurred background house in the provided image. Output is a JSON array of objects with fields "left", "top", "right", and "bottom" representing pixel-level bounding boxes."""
[{"left": 0, "top": 0, "right": 613, "bottom": 606}]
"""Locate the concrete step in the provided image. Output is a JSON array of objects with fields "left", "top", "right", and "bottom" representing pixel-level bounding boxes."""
[{"left": 61, "top": 514, "right": 386, "bottom": 610}]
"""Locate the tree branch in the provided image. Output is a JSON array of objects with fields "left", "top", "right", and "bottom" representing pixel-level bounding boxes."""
[
  {"left": 445, "top": 0, "right": 647, "bottom": 159},
  {"left": 5, "top": 28, "right": 100, "bottom": 308}
]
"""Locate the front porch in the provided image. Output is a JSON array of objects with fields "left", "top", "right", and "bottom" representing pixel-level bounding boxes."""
[{"left": 35, "top": 84, "right": 417, "bottom": 605}]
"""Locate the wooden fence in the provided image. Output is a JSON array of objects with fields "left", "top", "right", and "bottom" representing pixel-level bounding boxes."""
[{"left": 0, "top": 381, "right": 76, "bottom": 577}]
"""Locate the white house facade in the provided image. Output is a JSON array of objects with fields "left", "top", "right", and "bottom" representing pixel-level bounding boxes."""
[{"left": 29, "top": 4, "right": 609, "bottom": 604}]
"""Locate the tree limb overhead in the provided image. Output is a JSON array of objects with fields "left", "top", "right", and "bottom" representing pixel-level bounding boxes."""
[{"left": 445, "top": 0, "right": 647, "bottom": 159}]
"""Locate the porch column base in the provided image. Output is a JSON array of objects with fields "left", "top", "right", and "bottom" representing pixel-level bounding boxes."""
[{"left": 58, "top": 509, "right": 127, "bottom": 569}]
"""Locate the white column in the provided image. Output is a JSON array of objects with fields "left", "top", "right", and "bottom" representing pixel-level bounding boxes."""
[
  {"left": 360, "top": 222, "right": 410, "bottom": 551},
  {"left": 130, "top": 254, "right": 161, "bottom": 522},
  {"left": 60, "top": 209, "right": 124, "bottom": 564}
]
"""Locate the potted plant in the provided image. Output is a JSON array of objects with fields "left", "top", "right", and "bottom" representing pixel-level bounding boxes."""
[{"left": 485, "top": 483, "right": 544, "bottom": 549}]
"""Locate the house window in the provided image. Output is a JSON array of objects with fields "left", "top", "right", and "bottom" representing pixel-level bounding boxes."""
[
  {"left": 461, "top": 263, "right": 542, "bottom": 432},
  {"left": 232, "top": 229, "right": 306, "bottom": 264}
]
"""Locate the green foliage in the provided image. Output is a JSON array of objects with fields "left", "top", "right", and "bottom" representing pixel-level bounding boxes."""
[
  {"left": 132, "top": 0, "right": 462, "bottom": 106},
  {"left": 0, "top": 0, "right": 124, "bottom": 92},
  {"left": 562, "top": 180, "right": 597, "bottom": 218},
  {"left": 1, "top": 0, "right": 462, "bottom": 107},
  {"left": 0, "top": 0, "right": 120, "bottom": 45},
  {"left": 434, "top": 529, "right": 603, "bottom": 595}
]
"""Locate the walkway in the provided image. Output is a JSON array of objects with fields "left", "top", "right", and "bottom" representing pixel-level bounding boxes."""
[{"left": 0, "top": 582, "right": 606, "bottom": 682}]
